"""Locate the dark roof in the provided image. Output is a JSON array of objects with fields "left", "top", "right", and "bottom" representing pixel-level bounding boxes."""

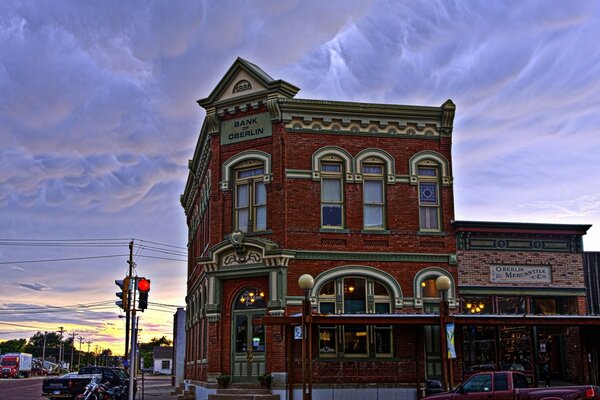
[
  {"left": 452, "top": 220, "right": 591, "bottom": 235},
  {"left": 153, "top": 346, "right": 173, "bottom": 359}
]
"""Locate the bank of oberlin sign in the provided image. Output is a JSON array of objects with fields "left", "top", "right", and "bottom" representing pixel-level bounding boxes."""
[
  {"left": 490, "top": 265, "right": 551, "bottom": 284},
  {"left": 221, "top": 112, "right": 272, "bottom": 145}
]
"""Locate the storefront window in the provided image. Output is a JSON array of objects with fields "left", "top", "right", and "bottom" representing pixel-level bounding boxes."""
[
  {"left": 499, "top": 327, "right": 531, "bottom": 372},
  {"left": 497, "top": 296, "right": 526, "bottom": 314},
  {"left": 462, "top": 296, "right": 493, "bottom": 314},
  {"left": 463, "top": 326, "right": 497, "bottom": 372}
]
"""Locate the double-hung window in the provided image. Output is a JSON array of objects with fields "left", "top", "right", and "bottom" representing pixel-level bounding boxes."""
[
  {"left": 321, "top": 159, "right": 344, "bottom": 228},
  {"left": 418, "top": 166, "right": 440, "bottom": 231},
  {"left": 235, "top": 164, "right": 266, "bottom": 232},
  {"left": 362, "top": 160, "right": 385, "bottom": 229}
]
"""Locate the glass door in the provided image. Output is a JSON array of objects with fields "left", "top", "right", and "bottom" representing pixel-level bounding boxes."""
[{"left": 231, "top": 288, "right": 266, "bottom": 383}]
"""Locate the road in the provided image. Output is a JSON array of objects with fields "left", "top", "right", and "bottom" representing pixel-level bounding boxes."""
[{"left": 0, "top": 375, "right": 177, "bottom": 400}]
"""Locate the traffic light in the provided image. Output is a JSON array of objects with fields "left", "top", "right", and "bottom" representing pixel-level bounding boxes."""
[
  {"left": 115, "top": 277, "right": 130, "bottom": 310},
  {"left": 137, "top": 278, "right": 150, "bottom": 311}
]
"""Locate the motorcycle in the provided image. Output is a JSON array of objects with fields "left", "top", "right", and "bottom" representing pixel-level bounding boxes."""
[{"left": 75, "top": 376, "right": 126, "bottom": 400}]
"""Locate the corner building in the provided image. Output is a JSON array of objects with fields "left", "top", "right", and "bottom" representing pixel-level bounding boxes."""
[{"left": 181, "top": 58, "right": 459, "bottom": 399}]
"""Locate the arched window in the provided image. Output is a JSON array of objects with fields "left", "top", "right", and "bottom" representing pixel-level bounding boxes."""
[
  {"left": 234, "top": 160, "right": 266, "bottom": 232},
  {"left": 361, "top": 158, "right": 385, "bottom": 229},
  {"left": 317, "top": 276, "right": 392, "bottom": 358},
  {"left": 418, "top": 162, "right": 440, "bottom": 231},
  {"left": 320, "top": 156, "right": 344, "bottom": 228}
]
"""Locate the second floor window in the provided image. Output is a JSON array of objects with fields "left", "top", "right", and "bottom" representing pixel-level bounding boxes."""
[
  {"left": 418, "top": 165, "right": 440, "bottom": 231},
  {"left": 235, "top": 164, "right": 266, "bottom": 232},
  {"left": 362, "top": 161, "right": 385, "bottom": 229},
  {"left": 321, "top": 159, "right": 344, "bottom": 228}
]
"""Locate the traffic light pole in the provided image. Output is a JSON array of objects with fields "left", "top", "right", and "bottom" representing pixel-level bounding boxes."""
[
  {"left": 125, "top": 240, "right": 133, "bottom": 370},
  {"left": 128, "top": 281, "right": 137, "bottom": 400}
]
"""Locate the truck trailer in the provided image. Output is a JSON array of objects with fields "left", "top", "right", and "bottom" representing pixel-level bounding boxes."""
[{"left": 1, "top": 352, "right": 33, "bottom": 378}]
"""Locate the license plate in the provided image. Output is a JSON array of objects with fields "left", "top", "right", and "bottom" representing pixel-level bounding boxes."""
[{"left": 53, "top": 391, "right": 61, "bottom": 395}]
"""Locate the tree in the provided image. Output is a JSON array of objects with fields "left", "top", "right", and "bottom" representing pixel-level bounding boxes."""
[
  {"left": 0, "top": 338, "right": 27, "bottom": 354},
  {"left": 139, "top": 336, "right": 172, "bottom": 372},
  {"left": 24, "top": 331, "right": 62, "bottom": 359}
]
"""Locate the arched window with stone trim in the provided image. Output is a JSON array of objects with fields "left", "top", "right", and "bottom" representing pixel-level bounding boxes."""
[
  {"left": 234, "top": 160, "right": 267, "bottom": 232},
  {"left": 313, "top": 266, "right": 402, "bottom": 358},
  {"left": 361, "top": 157, "right": 386, "bottom": 229},
  {"left": 418, "top": 162, "right": 441, "bottom": 231},
  {"left": 320, "top": 155, "right": 345, "bottom": 228}
]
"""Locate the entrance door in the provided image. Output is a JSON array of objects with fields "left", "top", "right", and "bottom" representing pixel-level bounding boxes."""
[{"left": 231, "top": 288, "right": 267, "bottom": 383}]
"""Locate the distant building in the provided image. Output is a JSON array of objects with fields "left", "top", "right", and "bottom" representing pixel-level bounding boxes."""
[
  {"left": 152, "top": 346, "right": 173, "bottom": 375},
  {"left": 180, "top": 58, "right": 600, "bottom": 399},
  {"left": 173, "top": 307, "right": 186, "bottom": 387}
]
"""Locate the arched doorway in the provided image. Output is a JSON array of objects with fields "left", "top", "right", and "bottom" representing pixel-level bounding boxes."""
[{"left": 231, "top": 288, "right": 267, "bottom": 383}]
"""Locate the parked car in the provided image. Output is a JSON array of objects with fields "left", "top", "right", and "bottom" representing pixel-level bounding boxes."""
[
  {"left": 424, "top": 371, "right": 600, "bottom": 400},
  {"left": 42, "top": 366, "right": 134, "bottom": 400}
]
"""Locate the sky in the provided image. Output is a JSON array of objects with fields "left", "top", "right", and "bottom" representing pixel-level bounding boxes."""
[{"left": 1, "top": 0, "right": 600, "bottom": 356}]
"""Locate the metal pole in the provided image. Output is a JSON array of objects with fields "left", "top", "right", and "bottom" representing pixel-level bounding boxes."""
[
  {"left": 439, "top": 291, "right": 449, "bottom": 392},
  {"left": 307, "top": 299, "right": 313, "bottom": 400},
  {"left": 125, "top": 240, "right": 133, "bottom": 370},
  {"left": 129, "top": 309, "right": 137, "bottom": 400},
  {"left": 301, "top": 293, "right": 307, "bottom": 400},
  {"left": 129, "top": 277, "right": 137, "bottom": 400},
  {"left": 78, "top": 337, "right": 84, "bottom": 370}
]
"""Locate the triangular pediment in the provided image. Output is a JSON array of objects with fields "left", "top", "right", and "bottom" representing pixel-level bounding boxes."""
[{"left": 197, "top": 57, "right": 300, "bottom": 108}]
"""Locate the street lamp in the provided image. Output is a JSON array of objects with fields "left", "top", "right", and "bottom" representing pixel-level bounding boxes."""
[
  {"left": 298, "top": 274, "right": 314, "bottom": 400},
  {"left": 435, "top": 276, "right": 451, "bottom": 392}
]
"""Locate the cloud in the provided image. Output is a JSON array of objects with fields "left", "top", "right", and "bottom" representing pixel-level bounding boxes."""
[{"left": 16, "top": 282, "right": 49, "bottom": 292}]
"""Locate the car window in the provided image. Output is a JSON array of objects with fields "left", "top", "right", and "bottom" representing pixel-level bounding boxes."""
[
  {"left": 463, "top": 374, "right": 492, "bottom": 393},
  {"left": 494, "top": 373, "right": 509, "bottom": 391},
  {"left": 104, "top": 369, "right": 115, "bottom": 382},
  {"left": 513, "top": 374, "right": 529, "bottom": 389}
]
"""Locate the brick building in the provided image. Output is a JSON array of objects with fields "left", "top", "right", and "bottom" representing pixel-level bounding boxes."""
[
  {"left": 180, "top": 58, "right": 598, "bottom": 399},
  {"left": 453, "top": 221, "right": 592, "bottom": 384}
]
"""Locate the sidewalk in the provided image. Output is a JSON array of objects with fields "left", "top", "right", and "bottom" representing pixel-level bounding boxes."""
[{"left": 135, "top": 375, "right": 178, "bottom": 400}]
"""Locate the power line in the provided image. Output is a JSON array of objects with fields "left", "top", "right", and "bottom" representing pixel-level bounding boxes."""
[
  {"left": 0, "top": 254, "right": 128, "bottom": 265},
  {"left": 136, "top": 254, "right": 187, "bottom": 262}
]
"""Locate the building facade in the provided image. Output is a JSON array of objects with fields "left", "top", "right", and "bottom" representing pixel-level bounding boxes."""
[
  {"left": 181, "top": 58, "right": 461, "bottom": 399},
  {"left": 180, "top": 58, "right": 597, "bottom": 399},
  {"left": 453, "top": 221, "right": 591, "bottom": 384}
]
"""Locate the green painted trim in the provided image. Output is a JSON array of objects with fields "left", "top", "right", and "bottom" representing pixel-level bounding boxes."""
[
  {"left": 294, "top": 250, "right": 455, "bottom": 263},
  {"left": 417, "top": 231, "right": 447, "bottom": 236},
  {"left": 459, "top": 286, "right": 587, "bottom": 296},
  {"left": 285, "top": 169, "right": 312, "bottom": 179},
  {"left": 319, "top": 228, "right": 351, "bottom": 234},
  {"left": 361, "top": 229, "right": 391, "bottom": 235}
]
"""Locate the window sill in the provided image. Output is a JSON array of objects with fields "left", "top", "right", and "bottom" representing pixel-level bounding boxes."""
[
  {"left": 417, "top": 231, "right": 446, "bottom": 236},
  {"left": 244, "top": 230, "right": 273, "bottom": 237},
  {"left": 361, "top": 229, "right": 391, "bottom": 235},
  {"left": 320, "top": 228, "right": 350, "bottom": 234}
]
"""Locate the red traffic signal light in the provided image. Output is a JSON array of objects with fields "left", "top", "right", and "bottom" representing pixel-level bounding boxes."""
[{"left": 137, "top": 278, "right": 150, "bottom": 292}]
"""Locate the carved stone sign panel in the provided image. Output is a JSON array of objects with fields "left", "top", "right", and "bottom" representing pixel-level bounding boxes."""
[
  {"left": 221, "top": 112, "right": 272, "bottom": 145},
  {"left": 490, "top": 265, "right": 551, "bottom": 284}
]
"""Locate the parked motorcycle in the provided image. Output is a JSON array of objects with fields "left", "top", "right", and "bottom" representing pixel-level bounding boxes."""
[{"left": 75, "top": 376, "right": 126, "bottom": 400}]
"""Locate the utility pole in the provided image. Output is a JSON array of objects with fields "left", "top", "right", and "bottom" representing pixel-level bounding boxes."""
[
  {"left": 125, "top": 240, "right": 134, "bottom": 369},
  {"left": 77, "top": 336, "right": 85, "bottom": 370},
  {"left": 41, "top": 331, "right": 47, "bottom": 372},
  {"left": 57, "top": 327, "right": 65, "bottom": 371},
  {"left": 86, "top": 341, "right": 92, "bottom": 366},
  {"left": 69, "top": 332, "right": 77, "bottom": 371}
]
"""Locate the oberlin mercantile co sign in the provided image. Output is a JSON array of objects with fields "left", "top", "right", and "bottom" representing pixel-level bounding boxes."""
[{"left": 489, "top": 265, "right": 551, "bottom": 283}]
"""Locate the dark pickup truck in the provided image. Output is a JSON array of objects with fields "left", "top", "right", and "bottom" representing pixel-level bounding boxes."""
[
  {"left": 41, "top": 366, "right": 131, "bottom": 400},
  {"left": 425, "top": 371, "right": 600, "bottom": 400}
]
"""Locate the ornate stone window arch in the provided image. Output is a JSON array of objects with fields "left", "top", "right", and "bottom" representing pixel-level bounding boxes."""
[
  {"left": 311, "top": 146, "right": 353, "bottom": 181},
  {"left": 311, "top": 265, "right": 403, "bottom": 308},
  {"left": 221, "top": 150, "right": 271, "bottom": 190},
  {"left": 413, "top": 267, "right": 456, "bottom": 308},
  {"left": 354, "top": 148, "right": 396, "bottom": 184},
  {"left": 408, "top": 151, "right": 451, "bottom": 186}
]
